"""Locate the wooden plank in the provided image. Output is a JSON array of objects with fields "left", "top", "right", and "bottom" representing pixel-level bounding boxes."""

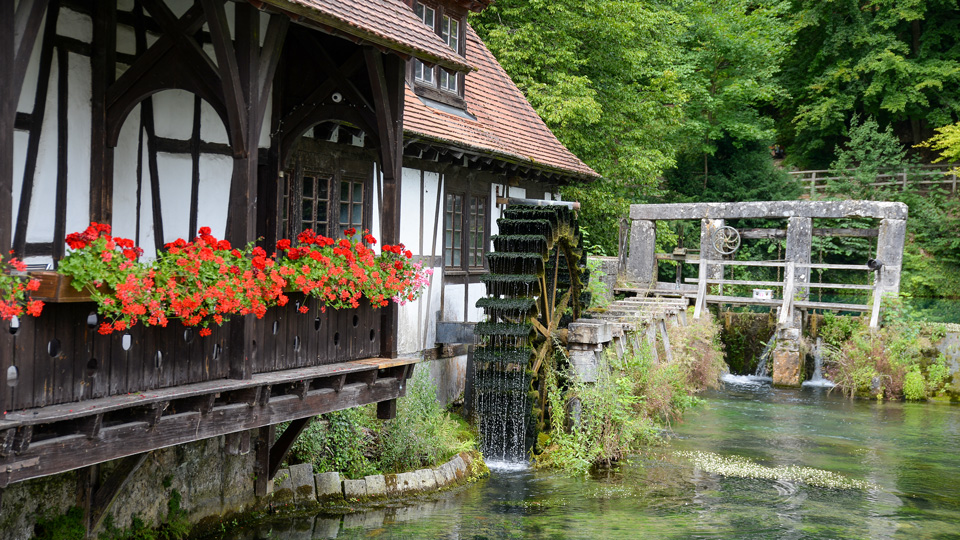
[
  {"left": 683, "top": 278, "right": 873, "bottom": 290},
  {"left": 268, "top": 416, "right": 313, "bottom": 478},
  {"left": 1, "top": 357, "right": 415, "bottom": 427},
  {"left": 188, "top": 95, "right": 201, "bottom": 237},
  {"left": 89, "top": 452, "right": 148, "bottom": 531},
  {"left": 778, "top": 262, "right": 795, "bottom": 326},
  {"left": 870, "top": 270, "right": 883, "bottom": 328},
  {"left": 693, "top": 258, "right": 706, "bottom": 319},
  {"left": 629, "top": 200, "right": 908, "bottom": 221},
  {"left": 52, "top": 47, "right": 69, "bottom": 263}
]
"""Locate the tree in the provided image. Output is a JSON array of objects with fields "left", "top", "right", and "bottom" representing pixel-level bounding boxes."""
[
  {"left": 781, "top": 0, "right": 960, "bottom": 167},
  {"left": 916, "top": 121, "right": 960, "bottom": 172},
  {"left": 673, "top": 0, "right": 794, "bottom": 188}
]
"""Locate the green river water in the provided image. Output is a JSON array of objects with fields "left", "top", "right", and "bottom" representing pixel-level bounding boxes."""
[{"left": 226, "top": 378, "right": 960, "bottom": 539}]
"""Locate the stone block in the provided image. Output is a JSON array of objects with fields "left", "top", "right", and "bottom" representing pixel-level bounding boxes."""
[
  {"left": 395, "top": 472, "right": 418, "bottom": 493},
  {"left": 288, "top": 463, "right": 316, "bottom": 502},
  {"left": 314, "top": 472, "right": 341, "bottom": 500},
  {"left": 342, "top": 479, "right": 367, "bottom": 500},
  {"left": 313, "top": 517, "right": 340, "bottom": 539},
  {"left": 569, "top": 349, "right": 599, "bottom": 383},
  {"left": 416, "top": 468, "right": 438, "bottom": 491},
  {"left": 626, "top": 219, "right": 657, "bottom": 285},
  {"left": 364, "top": 474, "right": 386, "bottom": 497},
  {"left": 772, "top": 348, "right": 803, "bottom": 387},
  {"left": 567, "top": 320, "right": 613, "bottom": 345}
]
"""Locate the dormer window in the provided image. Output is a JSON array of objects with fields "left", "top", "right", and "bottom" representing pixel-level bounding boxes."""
[
  {"left": 414, "top": 3, "right": 436, "bottom": 84},
  {"left": 411, "top": 1, "right": 466, "bottom": 106}
]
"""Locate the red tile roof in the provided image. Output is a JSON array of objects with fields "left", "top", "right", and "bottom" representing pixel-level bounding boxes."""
[
  {"left": 262, "top": 0, "right": 472, "bottom": 72},
  {"left": 403, "top": 25, "right": 599, "bottom": 179}
]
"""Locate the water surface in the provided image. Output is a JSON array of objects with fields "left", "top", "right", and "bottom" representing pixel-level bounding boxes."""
[{"left": 226, "top": 380, "right": 960, "bottom": 539}]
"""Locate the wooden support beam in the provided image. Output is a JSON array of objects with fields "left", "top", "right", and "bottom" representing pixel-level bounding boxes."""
[
  {"left": 376, "top": 399, "right": 396, "bottom": 420},
  {"left": 90, "top": 0, "right": 116, "bottom": 224},
  {"left": 0, "top": 0, "right": 14, "bottom": 416},
  {"left": 89, "top": 452, "right": 149, "bottom": 532},
  {"left": 254, "top": 425, "right": 274, "bottom": 497},
  {"left": 268, "top": 416, "right": 313, "bottom": 479}
]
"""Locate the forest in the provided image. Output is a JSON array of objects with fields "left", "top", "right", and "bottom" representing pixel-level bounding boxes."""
[{"left": 472, "top": 0, "right": 960, "bottom": 305}]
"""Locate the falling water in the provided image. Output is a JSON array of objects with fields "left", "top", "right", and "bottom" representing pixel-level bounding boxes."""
[
  {"left": 802, "top": 337, "right": 835, "bottom": 388},
  {"left": 753, "top": 334, "right": 777, "bottom": 378}
]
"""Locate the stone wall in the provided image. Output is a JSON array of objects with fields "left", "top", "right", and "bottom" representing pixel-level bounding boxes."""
[{"left": 0, "top": 433, "right": 258, "bottom": 539}]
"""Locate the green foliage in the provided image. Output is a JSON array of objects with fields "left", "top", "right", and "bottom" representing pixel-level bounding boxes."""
[
  {"left": 828, "top": 115, "right": 915, "bottom": 198},
  {"left": 285, "top": 369, "right": 475, "bottom": 478},
  {"left": 584, "top": 258, "right": 610, "bottom": 309},
  {"left": 782, "top": 0, "right": 960, "bottom": 167},
  {"left": 375, "top": 367, "right": 470, "bottom": 473},
  {"left": 34, "top": 507, "right": 85, "bottom": 540},
  {"left": 286, "top": 408, "right": 377, "bottom": 480},
  {"left": 917, "top": 121, "right": 960, "bottom": 170},
  {"left": 536, "top": 311, "right": 724, "bottom": 473},
  {"left": 820, "top": 301, "right": 949, "bottom": 400}
]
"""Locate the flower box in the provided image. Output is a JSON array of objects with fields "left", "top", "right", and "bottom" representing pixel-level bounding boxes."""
[{"left": 30, "top": 271, "right": 96, "bottom": 303}]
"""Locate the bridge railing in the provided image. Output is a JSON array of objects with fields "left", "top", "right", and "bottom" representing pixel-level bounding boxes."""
[
  {"left": 789, "top": 164, "right": 959, "bottom": 197},
  {"left": 684, "top": 258, "right": 883, "bottom": 328}
]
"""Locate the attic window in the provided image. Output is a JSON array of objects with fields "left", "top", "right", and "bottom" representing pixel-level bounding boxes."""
[
  {"left": 413, "top": 3, "right": 436, "bottom": 84},
  {"left": 411, "top": 1, "right": 466, "bottom": 107}
]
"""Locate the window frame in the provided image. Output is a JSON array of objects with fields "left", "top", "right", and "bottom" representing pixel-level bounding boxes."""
[
  {"left": 410, "top": 0, "right": 467, "bottom": 106},
  {"left": 443, "top": 186, "right": 490, "bottom": 275}
]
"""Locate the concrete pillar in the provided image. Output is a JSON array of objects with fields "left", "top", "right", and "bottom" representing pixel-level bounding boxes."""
[
  {"left": 625, "top": 219, "right": 657, "bottom": 286},
  {"left": 785, "top": 217, "right": 812, "bottom": 299},
  {"left": 567, "top": 320, "right": 613, "bottom": 383},
  {"left": 699, "top": 219, "right": 725, "bottom": 284},
  {"left": 875, "top": 218, "right": 906, "bottom": 295}
]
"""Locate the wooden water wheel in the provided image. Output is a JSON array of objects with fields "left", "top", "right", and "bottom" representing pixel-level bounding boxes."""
[{"left": 473, "top": 202, "right": 590, "bottom": 460}]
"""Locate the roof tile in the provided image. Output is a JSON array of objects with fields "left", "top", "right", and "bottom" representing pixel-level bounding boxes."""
[
  {"left": 404, "top": 25, "right": 598, "bottom": 179},
  {"left": 264, "top": 0, "right": 472, "bottom": 71}
]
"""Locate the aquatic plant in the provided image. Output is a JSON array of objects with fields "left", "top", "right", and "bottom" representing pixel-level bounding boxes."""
[{"left": 676, "top": 450, "right": 877, "bottom": 490}]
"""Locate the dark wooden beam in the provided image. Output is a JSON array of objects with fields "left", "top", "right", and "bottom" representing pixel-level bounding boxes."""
[
  {"left": 0, "top": 0, "right": 14, "bottom": 414},
  {"left": 13, "top": 0, "right": 50, "bottom": 104},
  {"left": 52, "top": 46, "right": 69, "bottom": 263},
  {"left": 376, "top": 399, "right": 396, "bottom": 420},
  {"left": 254, "top": 424, "right": 274, "bottom": 496},
  {"left": 189, "top": 95, "right": 201, "bottom": 237},
  {"left": 89, "top": 452, "right": 149, "bottom": 532},
  {"left": 739, "top": 228, "right": 881, "bottom": 240},
  {"left": 0, "top": 378, "right": 407, "bottom": 486},
  {"left": 201, "top": 0, "right": 247, "bottom": 151},
  {"left": 268, "top": 416, "right": 313, "bottom": 479},
  {"left": 90, "top": 0, "right": 116, "bottom": 224}
]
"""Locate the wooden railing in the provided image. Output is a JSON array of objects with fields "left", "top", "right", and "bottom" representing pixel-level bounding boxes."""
[
  {"left": 789, "top": 164, "right": 959, "bottom": 197},
  {"left": 683, "top": 258, "right": 883, "bottom": 328}
]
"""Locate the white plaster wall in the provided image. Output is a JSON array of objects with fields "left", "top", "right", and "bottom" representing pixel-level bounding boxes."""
[
  {"left": 116, "top": 24, "right": 136, "bottom": 57},
  {"left": 65, "top": 52, "right": 92, "bottom": 238},
  {"left": 196, "top": 154, "right": 233, "bottom": 239},
  {"left": 24, "top": 52, "right": 59, "bottom": 244},
  {"left": 398, "top": 167, "right": 421, "bottom": 252},
  {"left": 397, "top": 269, "right": 442, "bottom": 355},
  {"left": 371, "top": 165, "right": 382, "bottom": 241},
  {"left": 16, "top": 13, "right": 44, "bottom": 114},
  {"left": 152, "top": 90, "right": 195, "bottom": 140},
  {"left": 199, "top": 100, "right": 229, "bottom": 145},
  {"left": 467, "top": 282, "right": 486, "bottom": 322},
  {"left": 11, "top": 131, "right": 28, "bottom": 232},
  {"left": 156, "top": 153, "right": 194, "bottom": 243},
  {"left": 111, "top": 106, "right": 143, "bottom": 247},
  {"left": 423, "top": 171, "right": 442, "bottom": 256},
  {"left": 56, "top": 7, "right": 92, "bottom": 43},
  {"left": 442, "top": 283, "right": 465, "bottom": 322}
]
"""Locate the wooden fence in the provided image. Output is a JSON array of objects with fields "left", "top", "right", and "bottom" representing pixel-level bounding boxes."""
[{"left": 789, "top": 164, "right": 959, "bottom": 197}]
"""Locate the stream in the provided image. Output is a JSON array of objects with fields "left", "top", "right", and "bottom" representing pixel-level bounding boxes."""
[{"left": 224, "top": 378, "right": 960, "bottom": 539}]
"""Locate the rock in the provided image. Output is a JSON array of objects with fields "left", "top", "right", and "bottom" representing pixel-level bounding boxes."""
[
  {"left": 416, "top": 468, "right": 437, "bottom": 491},
  {"left": 364, "top": 474, "right": 386, "bottom": 497},
  {"left": 288, "top": 463, "right": 316, "bottom": 502},
  {"left": 342, "top": 479, "right": 367, "bottom": 500},
  {"left": 314, "top": 472, "right": 341, "bottom": 500},
  {"left": 313, "top": 517, "right": 340, "bottom": 539}
]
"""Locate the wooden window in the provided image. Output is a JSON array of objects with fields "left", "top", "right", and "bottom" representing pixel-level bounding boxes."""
[
  {"left": 414, "top": 3, "right": 436, "bottom": 84},
  {"left": 339, "top": 179, "right": 364, "bottom": 235},
  {"left": 444, "top": 193, "right": 464, "bottom": 268},
  {"left": 301, "top": 175, "right": 331, "bottom": 235},
  {"left": 444, "top": 191, "right": 488, "bottom": 271}
]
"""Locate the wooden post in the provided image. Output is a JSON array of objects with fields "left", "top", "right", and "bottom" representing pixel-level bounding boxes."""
[
  {"left": 365, "top": 48, "right": 405, "bottom": 359},
  {"left": 869, "top": 267, "right": 883, "bottom": 329},
  {"left": 0, "top": 0, "right": 13, "bottom": 417},
  {"left": 778, "top": 261, "right": 795, "bottom": 326},
  {"left": 810, "top": 171, "right": 816, "bottom": 197},
  {"left": 90, "top": 1, "right": 116, "bottom": 225},
  {"left": 693, "top": 257, "right": 706, "bottom": 319},
  {"left": 784, "top": 217, "right": 812, "bottom": 300}
]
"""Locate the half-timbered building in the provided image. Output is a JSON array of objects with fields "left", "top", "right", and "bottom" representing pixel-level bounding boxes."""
[{"left": 0, "top": 0, "right": 596, "bottom": 531}]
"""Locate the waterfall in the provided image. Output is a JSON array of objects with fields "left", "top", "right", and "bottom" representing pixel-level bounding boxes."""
[
  {"left": 802, "top": 337, "right": 835, "bottom": 388},
  {"left": 753, "top": 334, "right": 777, "bottom": 377}
]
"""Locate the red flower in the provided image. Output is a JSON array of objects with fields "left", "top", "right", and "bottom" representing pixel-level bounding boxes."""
[
  {"left": 277, "top": 239, "right": 291, "bottom": 251},
  {"left": 199, "top": 327, "right": 212, "bottom": 337},
  {"left": 198, "top": 226, "right": 212, "bottom": 236},
  {"left": 344, "top": 228, "right": 356, "bottom": 237}
]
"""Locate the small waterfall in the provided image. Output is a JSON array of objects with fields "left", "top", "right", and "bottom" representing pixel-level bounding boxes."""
[
  {"left": 803, "top": 337, "right": 835, "bottom": 388},
  {"left": 753, "top": 334, "right": 777, "bottom": 377}
]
